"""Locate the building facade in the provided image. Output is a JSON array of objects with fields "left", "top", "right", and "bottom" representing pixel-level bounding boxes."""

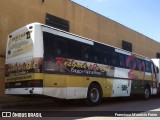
[{"left": 0, "top": 0, "right": 160, "bottom": 99}]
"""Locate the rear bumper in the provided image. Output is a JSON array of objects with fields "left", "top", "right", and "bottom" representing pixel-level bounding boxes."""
[
  {"left": 5, "top": 87, "right": 43, "bottom": 95},
  {"left": 5, "top": 87, "right": 88, "bottom": 100}
]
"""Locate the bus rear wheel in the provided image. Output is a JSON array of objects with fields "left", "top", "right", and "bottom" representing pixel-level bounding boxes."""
[{"left": 85, "top": 83, "right": 102, "bottom": 106}]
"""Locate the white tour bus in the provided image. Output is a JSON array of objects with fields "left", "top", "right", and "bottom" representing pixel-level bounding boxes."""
[{"left": 5, "top": 23, "right": 160, "bottom": 106}]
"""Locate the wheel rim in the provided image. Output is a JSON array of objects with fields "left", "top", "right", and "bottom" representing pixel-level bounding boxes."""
[
  {"left": 145, "top": 89, "right": 150, "bottom": 98},
  {"left": 90, "top": 88, "right": 99, "bottom": 102}
]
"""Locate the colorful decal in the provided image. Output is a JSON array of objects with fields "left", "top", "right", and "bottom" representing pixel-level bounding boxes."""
[
  {"left": 126, "top": 55, "right": 138, "bottom": 80},
  {"left": 126, "top": 55, "right": 147, "bottom": 86},
  {"left": 44, "top": 57, "right": 115, "bottom": 77},
  {"left": 5, "top": 58, "right": 43, "bottom": 82}
]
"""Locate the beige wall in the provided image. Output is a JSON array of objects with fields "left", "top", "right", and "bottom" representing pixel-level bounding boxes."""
[{"left": 0, "top": 0, "right": 160, "bottom": 58}]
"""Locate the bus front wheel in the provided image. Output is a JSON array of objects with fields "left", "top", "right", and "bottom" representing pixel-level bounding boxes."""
[{"left": 85, "top": 83, "right": 102, "bottom": 106}]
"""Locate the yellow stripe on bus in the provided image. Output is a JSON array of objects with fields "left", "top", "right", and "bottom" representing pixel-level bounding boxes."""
[
  {"left": 44, "top": 73, "right": 113, "bottom": 97},
  {"left": 5, "top": 73, "right": 44, "bottom": 82},
  {"left": 5, "top": 74, "right": 33, "bottom": 82}
]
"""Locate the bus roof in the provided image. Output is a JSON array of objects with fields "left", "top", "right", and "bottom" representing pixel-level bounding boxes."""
[{"left": 10, "top": 22, "right": 151, "bottom": 60}]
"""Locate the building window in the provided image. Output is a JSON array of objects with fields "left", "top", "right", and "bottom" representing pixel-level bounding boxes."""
[
  {"left": 45, "top": 13, "right": 70, "bottom": 31},
  {"left": 122, "top": 40, "right": 132, "bottom": 52},
  {"left": 156, "top": 52, "right": 160, "bottom": 58}
]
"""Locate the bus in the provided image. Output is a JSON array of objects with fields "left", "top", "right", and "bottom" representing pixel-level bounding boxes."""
[{"left": 5, "top": 23, "right": 160, "bottom": 106}]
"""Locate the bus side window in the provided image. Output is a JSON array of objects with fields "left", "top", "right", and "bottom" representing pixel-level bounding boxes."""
[
  {"left": 119, "top": 54, "right": 125, "bottom": 68},
  {"left": 148, "top": 62, "right": 151, "bottom": 73},
  {"left": 145, "top": 61, "right": 151, "bottom": 73},
  {"left": 43, "top": 32, "right": 54, "bottom": 57},
  {"left": 82, "top": 44, "right": 93, "bottom": 62},
  {"left": 55, "top": 37, "right": 68, "bottom": 58},
  {"left": 43, "top": 32, "right": 69, "bottom": 71},
  {"left": 141, "top": 60, "right": 145, "bottom": 71},
  {"left": 111, "top": 52, "right": 119, "bottom": 66},
  {"left": 95, "top": 44, "right": 111, "bottom": 65},
  {"left": 103, "top": 51, "right": 111, "bottom": 65},
  {"left": 93, "top": 47, "right": 102, "bottom": 63},
  {"left": 125, "top": 55, "right": 137, "bottom": 69},
  {"left": 125, "top": 55, "right": 129, "bottom": 69},
  {"left": 136, "top": 58, "right": 141, "bottom": 70},
  {"left": 68, "top": 40, "right": 82, "bottom": 60}
]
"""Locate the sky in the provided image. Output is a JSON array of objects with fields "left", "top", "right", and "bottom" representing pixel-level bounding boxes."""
[{"left": 71, "top": 0, "right": 160, "bottom": 42}]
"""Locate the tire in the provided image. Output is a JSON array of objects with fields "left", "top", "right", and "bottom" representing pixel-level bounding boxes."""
[
  {"left": 144, "top": 87, "right": 150, "bottom": 99},
  {"left": 85, "top": 83, "right": 102, "bottom": 106}
]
